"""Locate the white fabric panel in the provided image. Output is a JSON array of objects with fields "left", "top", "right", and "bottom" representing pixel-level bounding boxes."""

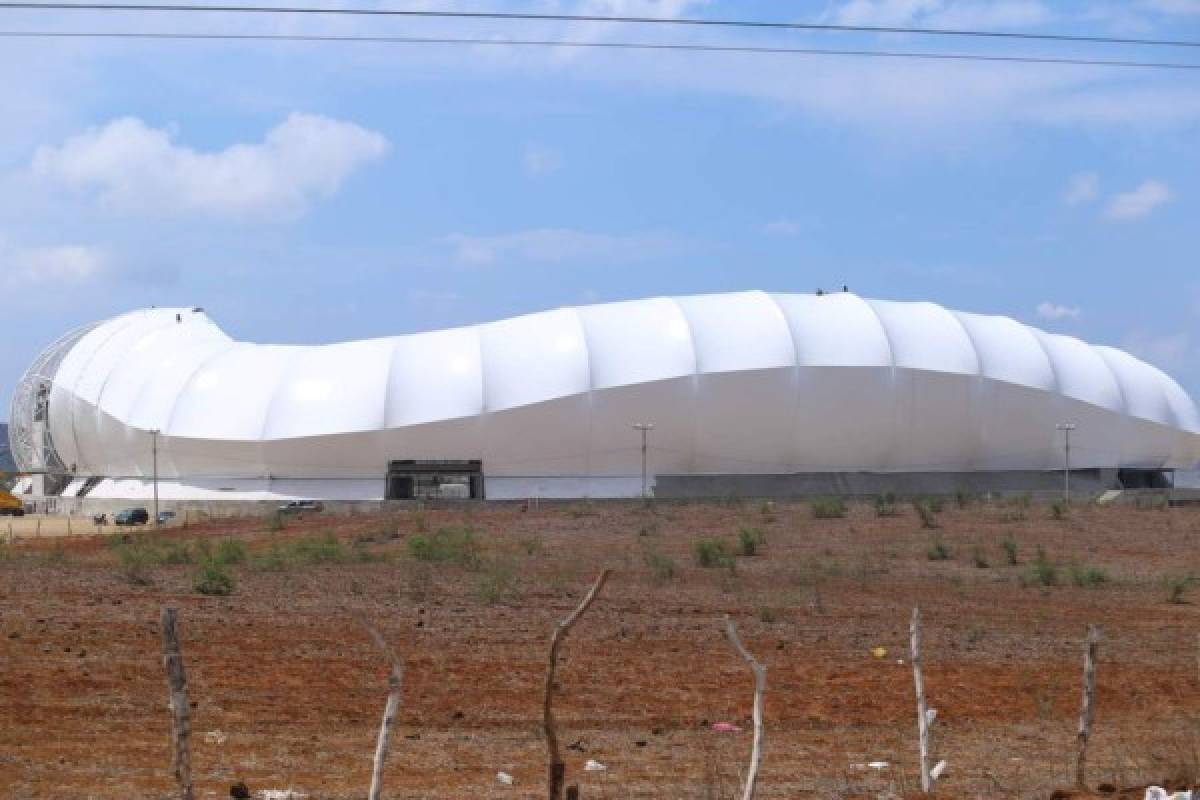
[
  {"left": 1094, "top": 346, "right": 1173, "bottom": 427},
  {"left": 482, "top": 395, "right": 590, "bottom": 476},
  {"left": 587, "top": 377, "right": 694, "bottom": 476},
  {"left": 888, "top": 370, "right": 978, "bottom": 471},
  {"left": 1162, "top": 375, "right": 1200, "bottom": 433},
  {"left": 479, "top": 308, "right": 590, "bottom": 412},
  {"left": 771, "top": 293, "right": 892, "bottom": 368},
  {"left": 168, "top": 345, "right": 302, "bottom": 440},
  {"left": 673, "top": 291, "right": 795, "bottom": 373},
  {"left": 577, "top": 297, "right": 695, "bottom": 390},
  {"left": 693, "top": 368, "right": 797, "bottom": 473},
  {"left": 126, "top": 337, "right": 236, "bottom": 433},
  {"left": 973, "top": 380, "right": 1062, "bottom": 470},
  {"left": 264, "top": 338, "right": 393, "bottom": 439},
  {"left": 954, "top": 312, "right": 1055, "bottom": 391},
  {"left": 1034, "top": 332, "right": 1124, "bottom": 414},
  {"left": 794, "top": 367, "right": 894, "bottom": 470},
  {"left": 867, "top": 300, "right": 979, "bottom": 375},
  {"left": 385, "top": 326, "right": 483, "bottom": 426}
]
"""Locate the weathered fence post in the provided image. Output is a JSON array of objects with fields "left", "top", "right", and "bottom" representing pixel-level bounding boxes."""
[
  {"left": 361, "top": 620, "right": 405, "bottom": 800},
  {"left": 544, "top": 569, "right": 611, "bottom": 800},
  {"left": 724, "top": 616, "right": 767, "bottom": 800},
  {"left": 1075, "top": 625, "right": 1102, "bottom": 789},
  {"left": 160, "top": 607, "right": 194, "bottom": 800},
  {"left": 910, "top": 607, "right": 946, "bottom": 793}
]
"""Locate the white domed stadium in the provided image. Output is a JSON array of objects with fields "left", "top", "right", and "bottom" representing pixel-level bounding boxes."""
[{"left": 9, "top": 291, "right": 1200, "bottom": 502}]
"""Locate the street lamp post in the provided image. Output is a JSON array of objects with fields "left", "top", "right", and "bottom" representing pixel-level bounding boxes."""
[
  {"left": 150, "top": 429, "right": 160, "bottom": 527},
  {"left": 632, "top": 423, "right": 654, "bottom": 499},
  {"left": 1056, "top": 423, "right": 1076, "bottom": 504}
]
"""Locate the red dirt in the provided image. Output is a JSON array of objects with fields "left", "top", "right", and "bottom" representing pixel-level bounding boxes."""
[{"left": 2, "top": 500, "right": 1200, "bottom": 798}]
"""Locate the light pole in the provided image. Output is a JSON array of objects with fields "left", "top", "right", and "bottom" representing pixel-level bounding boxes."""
[
  {"left": 1056, "top": 423, "right": 1076, "bottom": 504},
  {"left": 150, "top": 429, "right": 160, "bottom": 527},
  {"left": 632, "top": 423, "right": 654, "bottom": 499}
]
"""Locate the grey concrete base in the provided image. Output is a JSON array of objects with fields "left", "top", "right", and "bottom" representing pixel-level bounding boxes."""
[{"left": 654, "top": 469, "right": 1121, "bottom": 499}]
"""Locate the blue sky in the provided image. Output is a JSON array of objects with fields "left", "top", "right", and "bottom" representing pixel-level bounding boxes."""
[{"left": 2, "top": 0, "right": 1199, "bottom": 416}]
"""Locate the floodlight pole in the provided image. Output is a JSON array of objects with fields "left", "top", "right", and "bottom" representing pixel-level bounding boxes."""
[
  {"left": 632, "top": 423, "right": 654, "bottom": 499},
  {"left": 151, "top": 429, "right": 160, "bottom": 527},
  {"left": 1056, "top": 423, "right": 1076, "bottom": 504}
]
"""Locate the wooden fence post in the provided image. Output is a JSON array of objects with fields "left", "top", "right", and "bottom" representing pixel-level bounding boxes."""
[
  {"left": 724, "top": 616, "right": 767, "bottom": 800},
  {"left": 544, "top": 570, "right": 611, "bottom": 800},
  {"left": 360, "top": 620, "right": 405, "bottom": 800},
  {"left": 1075, "top": 625, "right": 1102, "bottom": 789},
  {"left": 910, "top": 607, "right": 946, "bottom": 793},
  {"left": 160, "top": 607, "right": 194, "bottom": 800}
]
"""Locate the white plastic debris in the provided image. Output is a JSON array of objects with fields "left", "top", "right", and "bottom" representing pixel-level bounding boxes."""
[
  {"left": 925, "top": 708, "right": 938, "bottom": 725},
  {"left": 930, "top": 760, "right": 948, "bottom": 780},
  {"left": 256, "top": 791, "right": 306, "bottom": 800},
  {"left": 1145, "top": 789, "right": 1192, "bottom": 800},
  {"left": 867, "top": 761, "right": 889, "bottom": 770},
  {"left": 496, "top": 772, "right": 515, "bottom": 786},
  {"left": 584, "top": 759, "right": 607, "bottom": 772},
  {"left": 203, "top": 730, "right": 226, "bottom": 745}
]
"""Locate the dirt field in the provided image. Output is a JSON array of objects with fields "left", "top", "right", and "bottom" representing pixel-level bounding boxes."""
[{"left": 2, "top": 498, "right": 1199, "bottom": 799}]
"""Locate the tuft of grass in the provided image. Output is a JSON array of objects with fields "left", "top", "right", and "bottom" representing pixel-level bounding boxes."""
[
  {"left": 638, "top": 521, "right": 658, "bottom": 537},
  {"left": 193, "top": 557, "right": 236, "bottom": 596},
  {"left": 955, "top": 490, "right": 972, "bottom": 509},
  {"left": 926, "top": 496, "right": 945, "bottom": 513},
  {"left": 1165, "top": 574, "right": 1197, "bottom": 604},
  {"left": 249, "top": 531, "right": 349, "bottom": 570},
  {"left": 1068, "top": 563, "right": 1108, "bottom": 588},
  {"left": 738, "top": 526, "right": 766, "bottom": 557},
  {"left": 215, "top": 538, "right": 247, "bottom": 565},
  {"left": 811, "top": 497, "right": 847, "bottom": 519},
  {"left": 644, "top": 550, "right": 677, "bottom": 583},
  {"left": 913, "top": 500, "right": 939, "bottom": 530},
  {"left": 476, "top": 558, "right": 517, "bottom": 605},
  {"left": 694, "top": 538, "right": 734, "bottom": 570},
  {"left": 407, "top": 526, "right": 480, "bottom": 567},
  {"left": 875, "top": 492, "right": 899, "bottom": 517},
  {"left": 1050, "top": 499, "right": 1070, "bottom": 520},
  {"left": 109, "top": 535, "right": 160, "bottom": 586},
  {"left": 926, "top": 534, "right": 951, "bottom": 561},
  {"left": 518, "top": 535, "right": 543, "bottom": 555},
  {"left": 266, "top": 512, "right": 286, "bottom": 532},
  {"left": 1002, "top": 536, "right": 1020, "bottom": 566},
  {"left": 1024, "top": 546, "right": 1058, "bottom": 587},
  {"left": 758, "top": 606, "right": 777, "bottom": 624},
  {"left": 971, "top": 545, "right": 990, "bottom": 569}
]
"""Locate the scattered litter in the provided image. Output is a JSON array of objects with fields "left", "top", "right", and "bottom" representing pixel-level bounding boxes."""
[
  {"left": 871, "top": 646, "right": 888, "bottom": 659},
  {"left": 584, "top": 759, "right": 607, "bottom": 772},
  {"left": 711, "top": 722, "right": 741, "bottom": 732},
  {"left": 930, "top": 760, "right": 948, "bottom": 780},
  {"left": 896, "top": 659, "right": 905, "bottom": 665},
  {"left": 1145, "top": 788, "right": 1193, "bottom": 800},
  {"left": 496, "top": 772, "right": 514, "bottom": 786},
  {"left": 256, "top": 791, "right": 305, "bottom": 800},
  {"left": 867, "top": 761, "right": 889, "bottom": 770},
  {"left": 204, "top": 730, "right": 227, "bottom": 745}
]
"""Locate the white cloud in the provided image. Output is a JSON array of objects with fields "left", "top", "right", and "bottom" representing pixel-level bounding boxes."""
[
  {"left": 524, "top": 145, "right": 564, "bottom": 176},
  {"left": 1063, "top": 172, "right": 1099, "bottom": 206},
  {"left": 1, "top": 239, "right": 106, "bottom": 288},
  {"left": 442, "top": 227, "right": 679, "bottom": 266},
  {"left": 1036, "top": 301, "right": 1081, "bottom": 321},
  {"left": 1103, "top": 180, "right": 1173, "bottom": 221},
  {"left": 31, "top": 113, "right": 388, "bottom": 219}
]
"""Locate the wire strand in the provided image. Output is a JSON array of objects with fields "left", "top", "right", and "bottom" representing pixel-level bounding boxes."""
[
  {"left": 2, "top": 29, "right": 1198, "bottom": 70},
  {"left": 1, "top": 2, "right": 1198, "bottom": 49}
]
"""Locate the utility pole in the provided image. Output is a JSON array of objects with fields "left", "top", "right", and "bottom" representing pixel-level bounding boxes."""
[
  {"left": 632, "top": 423, "right": 654, "bottom": 499},
  {"left": 151, "top": 429, "right": 160, "bottom": 527},
  {"left": 1056, "top": 423, "right": 1076, "bottom": 504}
]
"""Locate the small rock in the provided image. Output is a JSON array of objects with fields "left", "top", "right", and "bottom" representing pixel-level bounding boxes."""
[
  {"left": 584, "top": 759, "right": 607, "bottom": 772},
  {"left": 496, "top": 771, "right": 514, "bottom": 786},
  {"left": 230, "top": 781, "right": 251, "bottom": 799},
  {"left": 634, "top": 740, "right": 647, "bottom": 748}
]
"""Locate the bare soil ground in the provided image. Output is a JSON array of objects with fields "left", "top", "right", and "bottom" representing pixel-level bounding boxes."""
[{"left": 2, "top": 499, "right": 1200, "bottom": 799}]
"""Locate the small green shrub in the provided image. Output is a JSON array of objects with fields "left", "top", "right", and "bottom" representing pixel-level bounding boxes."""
[
  {"left": 913, "top": 500, "right": 939, "bottom": 530},
  {"left": 955, "top": 491, "right": 972, "bottom": 509},
  {"left": 695, "top": 538, "right": 734, "bottom": 569},
  {"left": 477, "top": 558, "right": 517, "bottom": 605},
  {"left": 215, "top": 538, "right": 247, "bottom": 565},
  {"left": 111, "top": 535, "right": 159, "bottom": 585},
  {"left": 644, "top": 550, "right": 677, "bottom": 583},
  {"left": 518, "top": 535, "right": 543, "bottom": 555},
  {"left": 1166, "top": 574, "right": 1197, "bottom": 604},
  {"left": 811, "top": 497, "right": 847, "bottom": 519},
  {"left": 1136, "top": 494, "right": 1169, "bottom": 512},
  {"left": 267, "top": 512, "right": 286, "bottom": 532},
  {"left": 758, "top": 606, "right": 777, "bottom": 624},
  {"left": 738, "top": 527, "right": 766, "bottom": 557},
  {"left": 875, "top": 492, "right": 899, "bottom": 517},
  {"left": 638, "top": 521, "right": 658, "bottom": 537},
  {"left": 1050, "top": 499, "right": 1070, "bottom": 520},
  {"left": 1069, "top": 563, "right": 1108, "bottom": 588},
  {"left": 971, "top": 545, "right": 990, "bottom": 569},
  {"left": 926, "top": 535, "right": 951, "bottom": 561},
  {"left": 1002, "top": 536, "right": 1019, "bottom": 566},
  {"left": 926, "top": 496, "right": 945, "bottom": 513},
  {"left": 193, "top": 558, "right": 235, "bottom": 596},
  {"left": 1025, "top": 546, "right": 1058, "bottom": 587},
  {"left": 407, "top": 526, "right": 479, "bottom": 566}
]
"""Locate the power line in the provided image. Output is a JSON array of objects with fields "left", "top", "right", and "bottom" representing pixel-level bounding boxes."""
[
  {"left": 2, "top": 29, "right": 1199, "bottom": 70},
  {"left": 1, "top": 2, "right": 1199, "bottom": 49}
]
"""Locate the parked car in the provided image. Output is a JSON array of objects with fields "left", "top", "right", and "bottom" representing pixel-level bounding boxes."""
[
  {"left": 113, "top": 507, "right": 149, "bottom": 526},
  {"left": 157, "top": 510, "right": 176, "bottom": 525},
  {"left": 277, "top": 500, "right": 324, "bottom": 514}
]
